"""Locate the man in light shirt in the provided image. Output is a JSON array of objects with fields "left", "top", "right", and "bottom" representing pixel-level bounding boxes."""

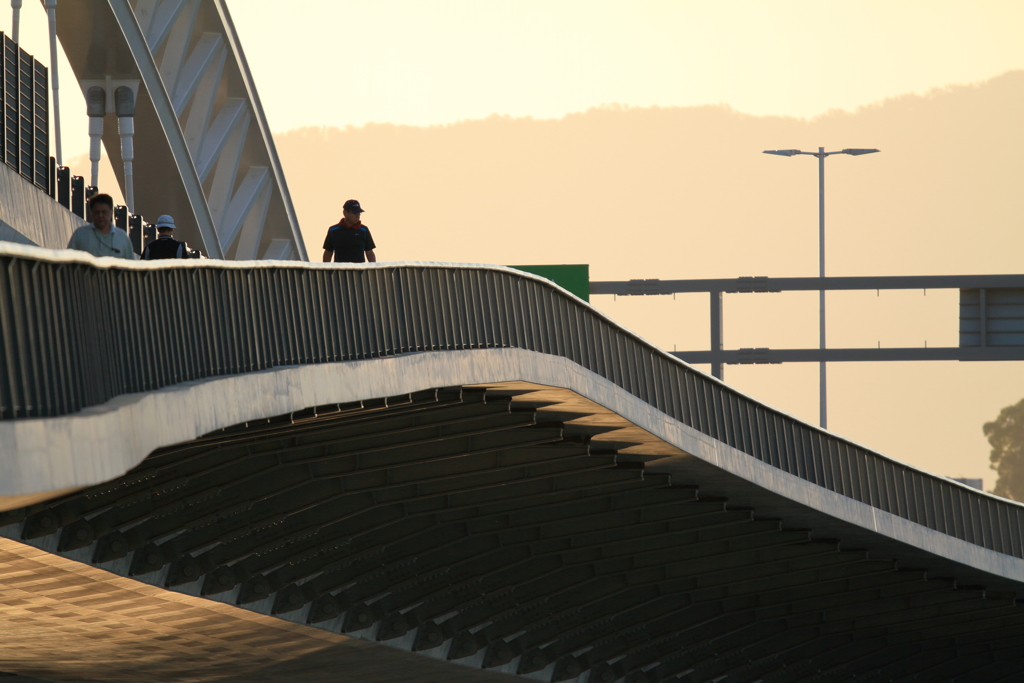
[{"left": 66, "top": 193, "right": 134, "bottom": 259}]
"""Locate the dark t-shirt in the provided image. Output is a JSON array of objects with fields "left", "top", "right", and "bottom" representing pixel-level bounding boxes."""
[
  {"left": 323, "top": 222, "right": 376, "bottom": 263},
  {"left": 143, "top": 236, "right": 186, "bottom": 260}
]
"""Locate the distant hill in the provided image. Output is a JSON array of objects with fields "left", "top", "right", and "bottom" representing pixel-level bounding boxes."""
[
  {"left": 273, "top": 71, "right": 1024, "bottom": 489},
  {"left": 277, "top": 70, "right": 1024, "bottom": 282}
]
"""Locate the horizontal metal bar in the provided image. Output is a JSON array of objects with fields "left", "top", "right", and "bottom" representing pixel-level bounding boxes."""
[
  {"left": 591, "top": 274, "right": 1024, "bottom": 296},
  {"left": 673, "top": 346, "right": 1024, "bottom": 364}
]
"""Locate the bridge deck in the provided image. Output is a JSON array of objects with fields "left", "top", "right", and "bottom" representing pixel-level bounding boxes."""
[{"left": 1, "top": 243, "right": 1023, "bottom": 682}]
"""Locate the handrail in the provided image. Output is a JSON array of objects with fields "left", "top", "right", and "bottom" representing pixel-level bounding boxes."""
[{"left": 1, "top": 242, "right": 1022, "bottom": 560}]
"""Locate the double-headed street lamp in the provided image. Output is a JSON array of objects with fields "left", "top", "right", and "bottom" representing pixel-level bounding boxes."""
[{"left": 763, "top": 147, "right": 879, "bottom": 429}]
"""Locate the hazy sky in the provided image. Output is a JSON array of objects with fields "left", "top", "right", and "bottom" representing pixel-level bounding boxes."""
[
  {"left": 227, "top": 0, "right": 1024, "bottom": 129},
  {"left": 11, "top": 1, "right": 1024, "bottom": 159}
]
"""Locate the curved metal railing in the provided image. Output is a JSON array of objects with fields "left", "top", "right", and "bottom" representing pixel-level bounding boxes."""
[{"left": 0, "top": 243, "right": 1021, "bottom": 558}]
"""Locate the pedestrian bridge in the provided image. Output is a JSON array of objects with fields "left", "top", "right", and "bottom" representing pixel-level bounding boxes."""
[{"left": 1, "top": 242, "right": 1024, "bottom": 683}]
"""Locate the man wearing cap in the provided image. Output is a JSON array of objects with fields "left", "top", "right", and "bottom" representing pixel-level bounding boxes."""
[
  {"left": 142, "top": 215, "right": 188, "bottom": 260},
  {"left": 322, "top": 199, "right": 376, "bottom": 263}
]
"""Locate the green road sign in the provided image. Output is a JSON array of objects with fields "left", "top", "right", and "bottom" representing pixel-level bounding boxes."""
[{"left": 508, "top": 264, "right": 589, "bottom": 302}]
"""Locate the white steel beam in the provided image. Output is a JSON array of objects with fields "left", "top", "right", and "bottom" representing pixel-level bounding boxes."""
[
  {"left": 262, "top": 239, "right": 294, "bottom": 260},
  {"left": 133, "top": 0, "right": 157, "bottom": 35},
  {"left": 233, "top": 178, "right": 272, "bottom": 259},
  {"left": 196, "top": 97, "right": 245, "bottom": 181},
  {"left": 218, "top": 166, "right": 269, "bottom": 252},
  {"left": 182, "top": 43, "right": 226, "bottom": 157},
  {"left": 212, "top": 0, "right": 307, "bottom": 260},
  {"left": 205, "top": 108, "right": 250, "bottom": 230},
  {"left": 171, "top": 32, "right": 222, "bottom": 116},
  {"left": 107, "top": 0, "right": 224, "bottom": 258},
  {"left": 156, "top": 0, "right": 199, "bottom": 100},
  {"left": 57, "top": 0, "right": 305, "bottom": 260},
  {"left": 142, "top": 0, "right": 189, "bottom": 53}
]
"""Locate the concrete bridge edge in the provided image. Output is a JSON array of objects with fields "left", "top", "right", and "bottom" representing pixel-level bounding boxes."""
[{"left": 2, "top": 346, "right": 1023, "bottom": 585}]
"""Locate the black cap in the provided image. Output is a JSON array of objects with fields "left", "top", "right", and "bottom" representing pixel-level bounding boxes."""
[{"left": 343, "top": 199, "right": 364, "bottom": 213}]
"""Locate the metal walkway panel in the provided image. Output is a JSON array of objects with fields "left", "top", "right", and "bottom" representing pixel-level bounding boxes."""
[{"left": 4, "top": 385, "right": 1024, "bottom": 682}]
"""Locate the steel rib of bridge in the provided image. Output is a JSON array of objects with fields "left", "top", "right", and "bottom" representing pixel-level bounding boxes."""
[
  {"left": 1, "top": 247, "right": 1023, "bottom": 568},
  {"left": 4, "top": 386, "right": 1024, "bottom": 683}
]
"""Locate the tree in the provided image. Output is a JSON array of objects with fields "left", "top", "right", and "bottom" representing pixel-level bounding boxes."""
[{"left": 985, "top": 398, "right": 1024, "bottom": 500}]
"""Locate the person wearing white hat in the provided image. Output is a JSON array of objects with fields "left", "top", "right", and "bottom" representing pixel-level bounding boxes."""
[{"left": 142, "top": 215, "right": 188, "bottom": 260}]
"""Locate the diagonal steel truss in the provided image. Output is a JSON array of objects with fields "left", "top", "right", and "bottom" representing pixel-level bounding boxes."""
[{"left": 53, "top": 0, "right": 306, "bottom": 261}]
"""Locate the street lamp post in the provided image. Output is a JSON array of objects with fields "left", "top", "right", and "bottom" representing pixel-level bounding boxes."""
[{"left": 763, "top": 147, "right": 879, "bottom": 429}]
